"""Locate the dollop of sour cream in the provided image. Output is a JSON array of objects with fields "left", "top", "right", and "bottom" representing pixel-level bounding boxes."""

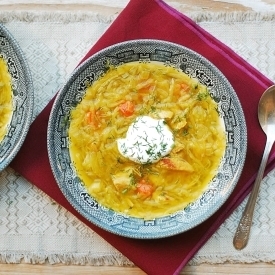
[{"left": 117, "top": 116, "right": 174, "bottom": 164}]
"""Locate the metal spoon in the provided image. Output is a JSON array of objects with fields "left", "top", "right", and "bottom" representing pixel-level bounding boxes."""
[{"left": 233, "top": 85, "right": 275, "bottom": 250}]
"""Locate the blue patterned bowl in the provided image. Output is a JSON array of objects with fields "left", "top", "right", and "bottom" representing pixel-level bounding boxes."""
[
  {"left": 0, "top": 24, "right": 33, "bottom": 171},
  {"left": 47, "top": 39, "right": 247, "bottom": 239}
]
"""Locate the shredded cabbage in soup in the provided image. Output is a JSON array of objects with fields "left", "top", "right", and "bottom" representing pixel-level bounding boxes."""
[
  {"left": 0, "top": 57, "right": 13, "bottom": 143},
  {"left": 69, "top": 62, "right": 226, "bottom": 219}
]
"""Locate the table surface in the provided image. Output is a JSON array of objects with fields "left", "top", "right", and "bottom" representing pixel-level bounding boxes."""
[{"left": 3, "top": 0, "right": 275, "bottom": 274}]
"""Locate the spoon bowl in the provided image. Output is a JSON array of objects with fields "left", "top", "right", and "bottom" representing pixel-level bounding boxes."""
[
  {"left": 233, "top": 85, "right": 275, "bottom": 250},
  {"left": 258, "top": 86, "right": 275, "bottom": 136}
]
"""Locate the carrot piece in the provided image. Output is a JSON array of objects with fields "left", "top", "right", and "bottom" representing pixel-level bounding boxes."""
[
  {"left": 85, "top": 109, "right": 101, "bottom": 128},
  {"left": 157, "top": 157, "right": 194, "bottom": 172},
  {"left": 119, "top": 100, "right": 135, "bottom": 117},
  {"left": 85, "top": 110, "right": 93, "bottom": 123},
  {"left": 136, "top": 178, "right": 154, "bottom": 197},
  {"left": 173, "top": 82, "right": 190, "bottom": 97},
  {"left": 159, "top": 158, "right": 176, "bottom": 169},
  {"left": 180, "top": 83, "right": 190, "bottom": 92}
]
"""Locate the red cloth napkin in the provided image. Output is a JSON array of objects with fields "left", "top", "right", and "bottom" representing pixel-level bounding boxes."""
[{"left": 10, "top": 0, "right": 275, "bottom": 274}]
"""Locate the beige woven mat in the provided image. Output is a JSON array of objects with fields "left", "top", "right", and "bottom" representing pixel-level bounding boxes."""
[{"left": 0, "top": 6, "right": 275, "bottom": 266}]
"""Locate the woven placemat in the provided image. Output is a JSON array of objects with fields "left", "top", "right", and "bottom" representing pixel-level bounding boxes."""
[{"left": 1, "top": 9, "right": 275, "bottom": 265}]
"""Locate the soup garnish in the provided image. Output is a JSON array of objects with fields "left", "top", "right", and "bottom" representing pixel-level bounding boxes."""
[{"left": 117, "top": 115, "right": 174, "bottom": 164}]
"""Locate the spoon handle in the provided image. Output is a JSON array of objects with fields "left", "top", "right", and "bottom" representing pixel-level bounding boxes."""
[{"left": 233, "top": 137, "right": 274, "bottom": 250}]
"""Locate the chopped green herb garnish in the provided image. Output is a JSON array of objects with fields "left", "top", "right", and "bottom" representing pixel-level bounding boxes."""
[{"left": 197, "top": 92, "right": 209, "bottom": 101}]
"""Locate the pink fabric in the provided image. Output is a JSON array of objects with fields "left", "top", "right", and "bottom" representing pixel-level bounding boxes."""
[{"left": 10, "top": 0, "right": 275, "bottom": 274}]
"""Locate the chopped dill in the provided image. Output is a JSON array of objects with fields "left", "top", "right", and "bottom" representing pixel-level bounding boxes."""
[
  {"left": 129, "top": 173, "right": 136, "bottom": 185},
  {"left": 175, "top": 115, "right": 182, "bottom": 123},
  {"left": 161, "top": 142, "right": 168, "bottom": 151},
  {"left": 117, "top": 157, "right": 124, "bottom": 164},
  {"left": 197, "top": 91, "right": 209, "bottom": 101},
  {"left": 182, "top": 128, "right": 189, "bottom": 136},
  {"left": 150, "top": 106, "right": 157, "bottom": 112}
]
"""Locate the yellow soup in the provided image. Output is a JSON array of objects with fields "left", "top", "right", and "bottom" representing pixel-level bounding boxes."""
[
  {"left": 0, "top": 57, "right": 13, "bottom": 143},
  {"left": 69, "top": 62, "right": 226, "bottom": 219}
]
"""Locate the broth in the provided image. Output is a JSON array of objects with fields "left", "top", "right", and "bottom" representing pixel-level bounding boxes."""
[{"left": 69, "top": 62, "right": 226, "bottom": 219}]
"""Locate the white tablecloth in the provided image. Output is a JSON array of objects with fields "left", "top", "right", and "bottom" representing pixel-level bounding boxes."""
[{"left": 1, "top": 3, "right": 275, "bottom": 266}]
